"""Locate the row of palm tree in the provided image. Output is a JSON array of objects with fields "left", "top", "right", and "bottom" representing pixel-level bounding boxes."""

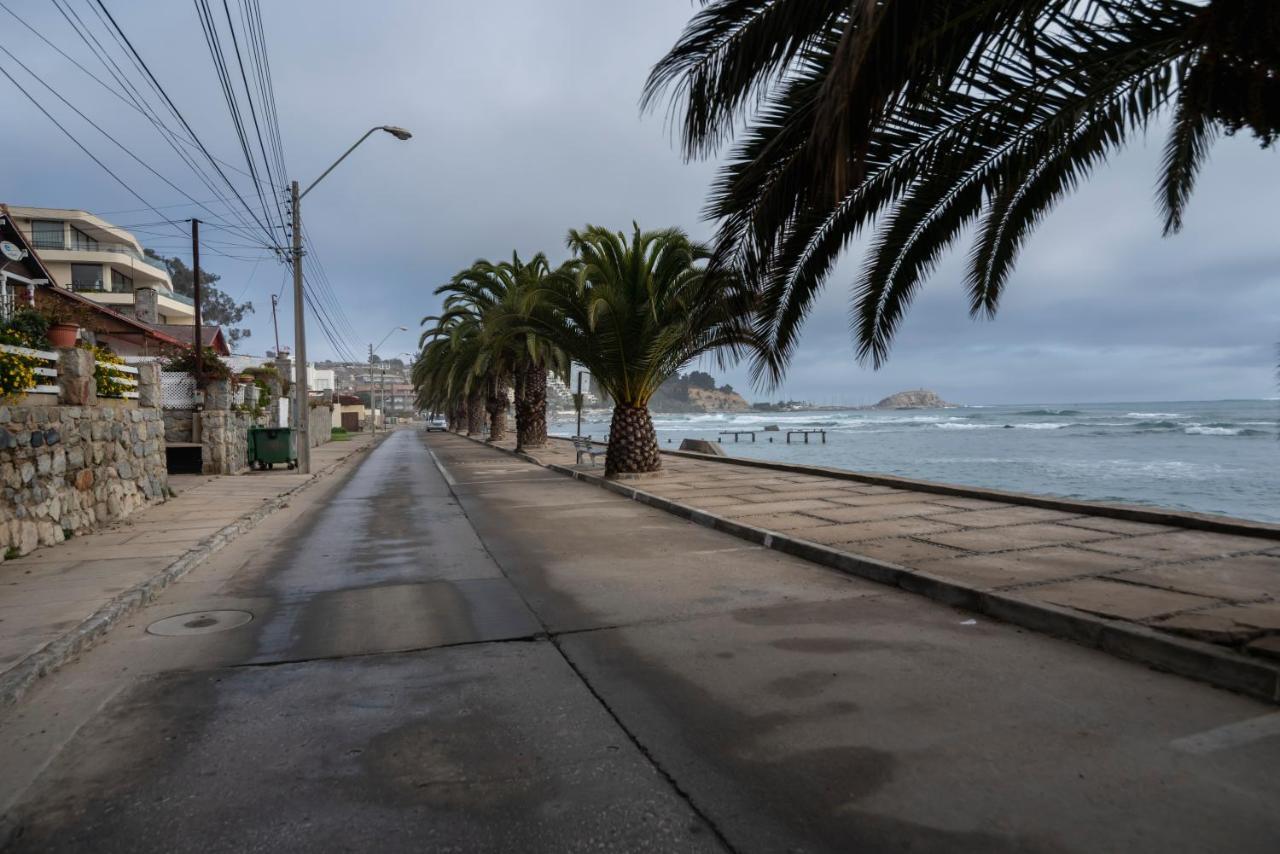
[{"left": 414, "top": 225, "right": 762, "bottom": 476}]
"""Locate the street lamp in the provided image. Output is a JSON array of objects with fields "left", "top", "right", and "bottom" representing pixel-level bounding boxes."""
[
  {"left": 291, "top": 125, "right": 412, "bottom": 472},
  {"left": 369, "top": 326, "right": 407, "bottom": 435}
]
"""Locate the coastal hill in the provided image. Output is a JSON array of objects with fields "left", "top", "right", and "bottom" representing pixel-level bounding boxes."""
[
  {"left": 650, "top": 370, "right": 750, "bottom": 413},
  {"left": 873, "top": 389, "right": 954, "bottom": 409}
]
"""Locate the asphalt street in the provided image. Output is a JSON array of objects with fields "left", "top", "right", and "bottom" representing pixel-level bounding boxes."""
[{"left": 1, "top": 429, "right": 1277, "bottom": 852}]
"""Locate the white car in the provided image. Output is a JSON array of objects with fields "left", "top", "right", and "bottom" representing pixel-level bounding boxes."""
[{"left": 425, "top": 416, "right": 448, "bottom": 432}]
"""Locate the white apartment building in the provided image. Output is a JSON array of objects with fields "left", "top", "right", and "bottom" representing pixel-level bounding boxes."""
[{"left": 7, "top": 206, "right": 196, "bottom": 326}]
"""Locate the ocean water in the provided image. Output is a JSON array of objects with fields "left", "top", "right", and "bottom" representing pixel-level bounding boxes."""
[{"left": 550, "top": 400, "right": 1280, "bottom": 524}]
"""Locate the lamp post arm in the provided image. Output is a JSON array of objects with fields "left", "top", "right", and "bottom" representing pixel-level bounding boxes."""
[{"left": 299, "top": 127, "right": 380, "bottom": 200}]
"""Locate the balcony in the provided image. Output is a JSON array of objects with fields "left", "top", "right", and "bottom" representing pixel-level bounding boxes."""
[{"left": 31, "top": 237, "right": 170, "bottom": 274}]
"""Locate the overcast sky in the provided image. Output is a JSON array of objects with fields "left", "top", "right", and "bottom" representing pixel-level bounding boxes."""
[{"left": 3, "top": 1, "right": 1277, "bottom": 404}]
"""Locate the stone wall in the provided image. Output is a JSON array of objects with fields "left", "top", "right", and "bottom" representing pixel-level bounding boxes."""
[
  {"left": 163, "top": 410, "right": 194, "bottom": 443},
  {"left": 200, "top": 407, "right": 251, "bottom": 475},
  {"left": 0, "top": 404, "right": 167, "bottom": 558}
]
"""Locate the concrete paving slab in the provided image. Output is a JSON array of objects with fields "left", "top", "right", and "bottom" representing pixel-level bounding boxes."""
[
  {"left": 1120, "top": 554, "right": 1280, "bottom": 601},
  {"left": 737, "top": 488, "right": 859, "bottom": 503},
  {"left": 916, "top": 546, "right": 1145, "bottom": 589},
  {"left": 929, "top": 506, "right": 1085, "bottom": 528},
  {"left": 1057, "top": 516, "right": 1180, "bottom": 536},
  {"left": 821, "top": 492, "right": 940, "bottom": 507},
  {"left": 803, "top": 502, "right": 953, "bottom": 524},
  {"left": 920, "top": 523, "right": 1115, "bottom": 552},
  {"left": 1018, "top": 578, "right": 1213, "bottom": 620},
  {"left": 797, "top": 517, "right": 962, "bottom": 546},
  {"left": 845, "top": 537, "right": 968, "bottom": 565},
  {"left": 744, "top": 512, "right": 841, "bottom": 531},
  {"left": 718, "top": 499, "right": 844, "bottom": 518},
  {"left": 1081, "top": 531, "right": 1276, "bottom": 562}
]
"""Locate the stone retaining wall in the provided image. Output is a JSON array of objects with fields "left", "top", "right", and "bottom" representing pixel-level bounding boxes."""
[
  {"left": 0, "top": 404, "right": 167, "bottom": 558},
  {"left": 201, "top": 410, "right": 251, "bottom": 475}
]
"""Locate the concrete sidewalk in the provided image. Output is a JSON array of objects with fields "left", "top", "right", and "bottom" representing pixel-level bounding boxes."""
[
  {"left": 475, "top": 431, "right": 1280, "bottom": 700},
  {"left": 0, "top": 431, "right": 380, "bottom": 706}
]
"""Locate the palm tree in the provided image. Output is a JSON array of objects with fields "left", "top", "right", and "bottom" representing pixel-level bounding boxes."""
[
  {"left": 432, "top": 263, "right": 516, "bottom": 442},
  {"left": 413, "top": 315, "right": 485, "bottom": 435},
  {"left": 432, "top": 253, "right": 570, "bottom": 450},
  {"left": 644, "top": 1, "right": 1280, "bottom": 381},
  {"left": 513, "top": 224, "right": 762, "bottom": 476}
]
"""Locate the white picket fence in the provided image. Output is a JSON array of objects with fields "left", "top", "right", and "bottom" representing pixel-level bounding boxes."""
[
  {"left": 106, "top": 361, "right": 140, "bottom": 400},
  {"left": 0, "top": 343, "right": 60, "bottom": 395},
  {"left": 0, "top": 344, "right": 139, "bottom": 399}
]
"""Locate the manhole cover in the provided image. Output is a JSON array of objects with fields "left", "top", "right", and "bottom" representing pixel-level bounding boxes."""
[{"left": 146, "top": 610, "right": 253, "bottom": 637}]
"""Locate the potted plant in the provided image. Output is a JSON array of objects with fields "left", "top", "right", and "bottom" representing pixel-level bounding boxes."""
[{"left": 33, "top": 296, "right": 92, "bottom": 349}]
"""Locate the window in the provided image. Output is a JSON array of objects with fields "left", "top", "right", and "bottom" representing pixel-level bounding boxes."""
[
  {"left": 30, "top": 220, "right": 64, "bottom": 249},
  {"left": 112, "top": 270, "right": 133, "bottom": 292},
  {"left": 70, "top": 226, "right": 99, "bottom": 251},
  {"left": 71, "top": 264, "right": 103, "bottom": 290}
]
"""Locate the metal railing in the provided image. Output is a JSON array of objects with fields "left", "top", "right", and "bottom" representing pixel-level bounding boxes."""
[{"left": 30, "top": 238, "right": 170, "bottom": 274}]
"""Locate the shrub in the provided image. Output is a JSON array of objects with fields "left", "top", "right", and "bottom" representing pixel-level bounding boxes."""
[
  {"left": 5, "top": 308, "right": 50, "bottom": 349},
  {"left": 88, "top": 344, "right": 130, "bottom": 398},
  {"left": 0, "top": 327, "right": 42, "bottom": 400},
  {"left": 162, "top": 346, "right": 231, "bottom": 385}
]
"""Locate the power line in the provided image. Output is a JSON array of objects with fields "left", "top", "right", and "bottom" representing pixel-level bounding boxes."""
[
  {"left": 0, "top": 62, "right": 190, "bottom": 242},
  {"left": 90, "top": 0, "right": 279, "bottom": 244},
  {"left": 0, "top": 40, "right": 277, "bottom": 253}
]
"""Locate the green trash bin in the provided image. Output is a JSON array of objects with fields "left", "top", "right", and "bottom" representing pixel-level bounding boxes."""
[{"left": 248, "top": 427, "right": 297, "bottom": 470}]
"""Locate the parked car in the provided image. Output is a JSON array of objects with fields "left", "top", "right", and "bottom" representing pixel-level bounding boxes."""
[{"left": 426, "top": 416, "right": 448, "bottom": 432}]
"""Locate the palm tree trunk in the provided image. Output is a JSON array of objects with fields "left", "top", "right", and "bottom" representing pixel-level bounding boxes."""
[
  {"left": 515, "top": 362, "right": 547, "bottom": 450},
  {"left": 605, "top": 403, "right": 661, "bottom": 476},
  {"left": 485, "top": 377, "right": 508, "bottom": 442},
  {"left": 452, "top": 402, "right": 466, "bottom": 432},
  {"left": 512, "top": 365, "right": 528, "bottom": 448},
  {"left": 467, "top": 391, "right": 485, "bottom": 435}
]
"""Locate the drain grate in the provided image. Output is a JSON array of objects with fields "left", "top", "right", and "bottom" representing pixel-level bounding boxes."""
[{"left": 146, "top": 609, "right": 254, "bottom": 637}]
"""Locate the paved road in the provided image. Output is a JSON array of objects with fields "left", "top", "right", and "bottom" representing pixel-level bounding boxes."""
[{"left": 1, "top": 430, "right": 1278, "bottom": 852}]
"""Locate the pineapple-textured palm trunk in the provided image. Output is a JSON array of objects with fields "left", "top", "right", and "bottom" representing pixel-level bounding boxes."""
[
  {"left": 466, "top": 392, "right": 486, "bottom": 435},
  {"left": 485, "top": 378, "right": 509, "bottom": 442},
  {"left": 515, "top": 362, "right": 547, "bottom": 451},
  {"left": 605, "top": 404, "right": 661, "bottom": 476},
  {"left": 451, "top": 401, "right": 467, "bottom": 432},
  {"left": 512, "top": 368, "right": 528, "bottom": 447}
]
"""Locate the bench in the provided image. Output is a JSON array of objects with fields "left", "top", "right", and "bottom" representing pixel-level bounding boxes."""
[{"left": 573, "top": 435, "right": 605, "bottom": 467}]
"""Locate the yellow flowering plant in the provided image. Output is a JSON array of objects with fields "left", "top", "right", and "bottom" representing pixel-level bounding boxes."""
[
  {"left": 0, "top": 328, "right": 40, "bottom": 400},
  {"left": 88, "top": 344, "right": 130, "bottom": 399}
]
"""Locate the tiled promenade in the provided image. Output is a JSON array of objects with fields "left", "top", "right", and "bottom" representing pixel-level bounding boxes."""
[{"left": 480, "top": 432, "right": 1280, "bottom": 664}]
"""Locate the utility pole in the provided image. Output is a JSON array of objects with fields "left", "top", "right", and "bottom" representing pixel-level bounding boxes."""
[
  {"left": 270, "top": 293, "right": 280, "bottom": 356},
  {"left": 368, "top": 343, "right": 376, "bottom": 436},
  {"left": 191, "top": 219, "right": 202, "bottom": 381},
  {"left": 290, "top": 180, "right": 311, "bottom": 473}
]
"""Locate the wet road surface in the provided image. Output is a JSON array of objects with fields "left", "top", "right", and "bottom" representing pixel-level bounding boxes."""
[{"left": 2, "top": 429, "right": 1278, "bottom": 852}]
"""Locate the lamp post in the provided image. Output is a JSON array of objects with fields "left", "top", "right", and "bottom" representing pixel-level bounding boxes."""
[
  {"left": 291, "top": 125, "right": 411, "bottom": 472},
  {"left": 368, "top": 325, "right": 407, "bottom": 435}
]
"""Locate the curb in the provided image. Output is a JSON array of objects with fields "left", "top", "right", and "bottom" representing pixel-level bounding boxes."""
[
  {"left": 0, "top": 433, "right": 387, "bottom": 709},
  {"left": 448, "top": 432, "right": 1280, "bottom": 704}
]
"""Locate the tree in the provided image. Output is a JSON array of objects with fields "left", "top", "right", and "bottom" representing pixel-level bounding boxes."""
[
  {"left": 644, "top": 1, "right": 1280, "bottom": 381},
  {"left": 515, "top": 224, "right": 762, "bottom": 476},
  {"left": 144, "top": 249, "right": 255, "bottom": 347},
  {"left": 431, "top": 253, "right": 569, "bottom": 450}
]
